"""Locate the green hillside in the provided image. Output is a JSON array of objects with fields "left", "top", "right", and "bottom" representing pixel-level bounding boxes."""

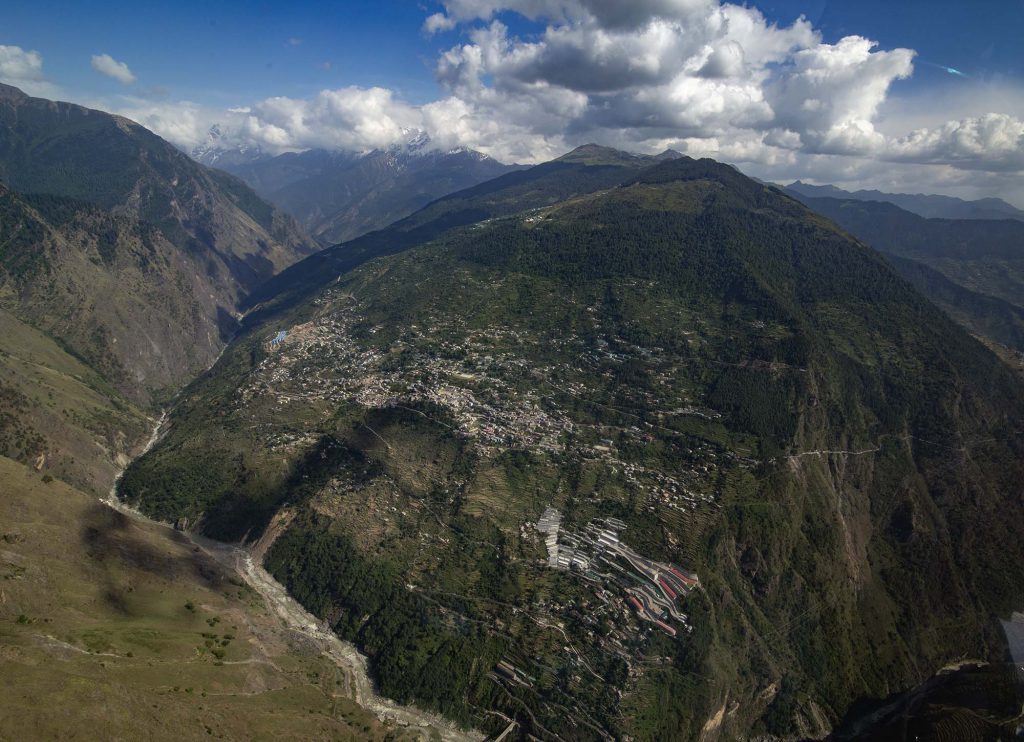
[
  {"left": 120, "top": 153, "right": 1024, "bottom": 739},
  {"left": 0, "top": 308, "right": 150, "bottom": 494},
  {"left": 0, "top": 455, "right": 419, "bottom": 741},
  {"left": 241, "top": 144, "right": 671, "bottom": 318}
]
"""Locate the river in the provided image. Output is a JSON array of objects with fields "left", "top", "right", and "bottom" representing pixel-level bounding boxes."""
[{"left": 104, "top": 412, "right": 482, "bottom": 742}]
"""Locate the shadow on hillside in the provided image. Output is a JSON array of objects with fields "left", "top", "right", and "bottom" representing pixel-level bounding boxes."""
[
  {"left": 79, "top": 502, "right": 227, "bottom": 613},
  {"left": 827, "top": 661, "right": 1023, "bottom": 741}
]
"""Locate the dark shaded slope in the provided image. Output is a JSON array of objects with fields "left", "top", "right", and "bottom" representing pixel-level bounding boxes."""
[
  {"left": 791, "top": 196, "right": 1024, "bottom": 265},
  {"left": 829, "top": 662, "right": 1022, "bottom": 741},
  {"left": 789, "top": 192, "right": 1024, "bottom": 350},
  {"left": 886, "top": 254, "right": 1024, "bottom": 351}
]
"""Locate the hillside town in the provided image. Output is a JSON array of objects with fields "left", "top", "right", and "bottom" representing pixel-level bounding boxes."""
[{"left": 246, "top": 290, "right": 727, "bottom": 523}]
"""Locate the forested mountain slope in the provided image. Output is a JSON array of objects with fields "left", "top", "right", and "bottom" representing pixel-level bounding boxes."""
[
  {"left": 790, "top": 193, "right": 1024, "bottom": 353},
  {"left": 120, "top": 153, "right": 1024, "bottom": 739},
  {"left": 242, "top": 144, "right": 676, "bottom": 316}
]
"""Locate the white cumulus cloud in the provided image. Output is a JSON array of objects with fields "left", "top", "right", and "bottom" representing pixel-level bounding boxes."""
[
  {"left": 95, "top": 0, "right": 1022, "bottom": 204},
  {"left": 91, "top": 53, "right": 136, "bottom": 85},
  {"left": 0, "top": 45, "right": 60, "bottom": 97},
  {"left": 239, "top": 86, "right": 422, "bottom": 151},
  {"left": 888, "top": 113, "right": 1024, "bottom": 172},
  {"left": 423, "top": 12, "right": 458, "bottom": 34},
  {"left": 114, "top": 97, "right": 213, "bottom": 148},
  {"left": 767, "top": 36, "right": 914, "bottom": 155},
  {"left": 121, "top": 86, "right": 425, "bottom": 156}
]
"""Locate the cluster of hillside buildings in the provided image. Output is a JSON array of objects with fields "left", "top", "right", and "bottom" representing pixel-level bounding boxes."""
[{"left": 536, "top": 507, "right": 699, "bottom": 638}]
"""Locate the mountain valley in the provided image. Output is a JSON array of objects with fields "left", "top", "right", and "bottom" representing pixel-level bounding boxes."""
[
  {"left": 119, "top": 152, "right": 1024, "bottom": 739},
  {"left": 4, "top": 4, "right": 1024, "bottom": 741},
  {"left": 0, "top": 84, "right": 321, "bottom": 492},
  {"left": 0, "top": 84, "right": 480, "bottom": 741},
  {"left": 787, "top": 190, "right": 1024, "bottom": 360}
]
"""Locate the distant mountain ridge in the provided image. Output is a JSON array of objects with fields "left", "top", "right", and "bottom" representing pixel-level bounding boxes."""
[
  {"left": 189, "top": 123, "right": 270, "bottom": 168},
  {"left": 787, "top": 180, "right": 1024, "bottom": 221},
  {"left": 197, "top": 130, "right": 523, "bottom": 244},
  {"left": 787, "top": 190, "right": 1024, "bottom": 353}
]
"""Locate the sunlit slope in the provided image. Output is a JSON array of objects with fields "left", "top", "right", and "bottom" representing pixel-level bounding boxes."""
[
  {"left": 0, "top": 308, "right": 150, "bottom": 494},
  {"left": 121, "top": 155, "right": 1024, "bottom": 739},
  {"left": 0, "top": 455, "right": 419, "bottom": 741}
]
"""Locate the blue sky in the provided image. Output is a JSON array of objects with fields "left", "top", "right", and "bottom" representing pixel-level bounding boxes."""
[
  {"left": 763, "top": 1, "right": 1024, "bottom": 84},
  {"left": 3, "top": 1, "right": 447, "bottom": 104},
  {"left": 2, "top": 1, "right": 1023, "bottom": 203},
  {"left": 5, "top": 1, "right": 1020, "bottom": 106}
]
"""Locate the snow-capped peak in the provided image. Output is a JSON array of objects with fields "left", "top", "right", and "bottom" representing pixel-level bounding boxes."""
[{"left": 190, "top": 124, "right": 266, "bottom": 167}]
